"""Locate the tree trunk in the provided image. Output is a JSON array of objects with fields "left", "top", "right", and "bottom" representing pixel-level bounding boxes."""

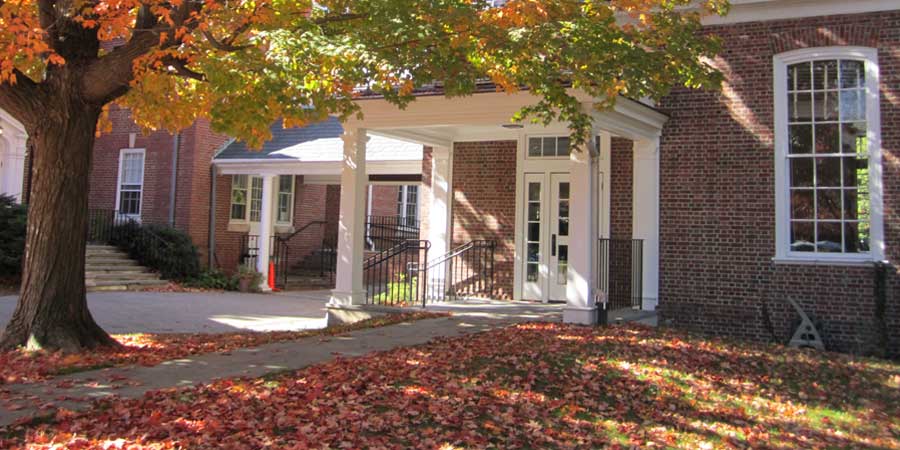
[{"left": 0, "top": 99, "right": 118, "bottom": 352}]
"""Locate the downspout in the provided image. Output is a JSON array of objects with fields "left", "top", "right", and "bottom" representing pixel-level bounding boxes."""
[
  {"left": 208, "top": 164, "right": 217, "bottom": 269},
  {"left": 168, "top": 132, "right": 180, "bottom": 226}
]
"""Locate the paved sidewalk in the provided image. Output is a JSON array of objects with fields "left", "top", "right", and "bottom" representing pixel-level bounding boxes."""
[
  {"left": 0, "top": 303, "right": 562, "bottom": 427},
  {"left": 0, "top": 290, "right": 331, "bottom": 333}
]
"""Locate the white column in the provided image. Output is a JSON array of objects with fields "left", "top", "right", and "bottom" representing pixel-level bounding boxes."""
[
  {"left": 330, "top": 128, "right": 368, "bottom": 306},
  {"left": 426, "top": 146, "right": 453, "bottom": 299},
  {"left": 632, "top": 137, "right": 660, "bottom": 311},
  {"left": 256, "top": 174, "right": 277, "bottom": 291},
  {"left": 563, "top": 136, "right": 599, "bottom": 325}
]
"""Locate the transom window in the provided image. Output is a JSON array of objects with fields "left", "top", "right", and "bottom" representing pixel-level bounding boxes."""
[
  {"left": 527, "top": 136, "right": 570, "bottom": 158},
  {"left": 774, "top": 47, "right": 883, "bottom": 263}
]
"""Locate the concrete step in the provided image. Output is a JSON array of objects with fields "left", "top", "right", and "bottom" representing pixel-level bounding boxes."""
[
  {"left": 85, "top": 245, "right": 118, "bottom": 251},
  {"left": 86, "top": 279, "right": 169, "bottom": 291},
  {"left": 85, "top": 265, "right": 151, "bottom": 273},
  {"left": 86, "top": 249, "right": 129, "bottom": 257},
  {"left": 85, "top": 258, "right": 140, "bottom": 266},
  {"left": 86, "top": 272, "right": 160, "bottom": 281}
]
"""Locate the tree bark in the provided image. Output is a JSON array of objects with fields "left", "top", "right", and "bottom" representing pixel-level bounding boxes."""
[{"left": 0, "top": 98, "right": 118, "bottom": 352}]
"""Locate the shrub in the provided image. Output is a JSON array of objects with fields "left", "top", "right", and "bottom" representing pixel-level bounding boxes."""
[
  {"left": 0, "top": 195, "right": 27, "bottom": 278},
  {"left": 111, "top": 221, "right": 201, "bottom": 281},
  {"left": 183, "top": 269, "right": 239, "bottom": 291}
]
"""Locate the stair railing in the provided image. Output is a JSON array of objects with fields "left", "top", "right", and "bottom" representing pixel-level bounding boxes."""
[
  {"left": 423, "top": 240, "right": 496, "bottom": 303},
  {"left": 365, "top": 215, "right": 420, "bottom": 252},
  {"left": 270, "top": 221, "right": 328, "bottom": 290},
  {"left": 363, "top": 240, "right": 430, "bottom": 307}
]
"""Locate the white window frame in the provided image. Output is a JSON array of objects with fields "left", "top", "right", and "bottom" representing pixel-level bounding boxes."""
[
  {"left": 397, "top": 184, "right": 419, "bottom": 224},
  {"left": 525, "top": 135, "right": 572, "bottom": 160},
  {"left": 115, "top": 148, "right": 145, "bottom": 220},
  {"left": 773, "top": 46, "right": 884, "bottom": 265},
  {"left": 276, "top": 175, "right": 295, "bottom": 225},
  {"left": 230, "top": 174, "right": 250, "bottom": 223}
]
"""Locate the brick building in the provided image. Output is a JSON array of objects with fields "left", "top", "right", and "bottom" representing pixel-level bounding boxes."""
[{"left": 8, "top": 0, "right": 899, "bottom": 355}]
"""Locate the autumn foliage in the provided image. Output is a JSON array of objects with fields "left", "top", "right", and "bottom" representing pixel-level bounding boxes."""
[{"left": 2, "top": 323, "right": 897, "bottom": 449}]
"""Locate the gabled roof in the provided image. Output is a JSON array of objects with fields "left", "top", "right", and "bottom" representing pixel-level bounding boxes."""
[{"left": 214, "top": 117, "right": 422, "bottom": 163}]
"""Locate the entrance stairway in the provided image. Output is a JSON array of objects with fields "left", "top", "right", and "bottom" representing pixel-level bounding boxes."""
[
  {"left": 282, "top": 247, "right": 340, "bottom": 291},
  {"left": 85, "top": 245, "right": 168, "bottom": 292}
]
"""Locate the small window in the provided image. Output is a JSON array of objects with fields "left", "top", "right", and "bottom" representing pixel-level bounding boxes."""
[
  {"left": 276, "top": 175, "right": 295, "bottom": 224},
  {"left": 117, "top": 149, "right": 144, "bottom": 218},
  {"left": 396, "top": 185, "right": 419, "bottom": 226},
  {"left": 527, "top": 136, "right": 570, "bottom": 158},
  {"left": 230, "top": 175, "right": 248, "bottom": 221}
]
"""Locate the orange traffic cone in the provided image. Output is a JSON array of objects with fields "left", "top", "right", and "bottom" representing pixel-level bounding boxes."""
[{"left": 268, "top": 261, "right": 279, "bottom": 291}]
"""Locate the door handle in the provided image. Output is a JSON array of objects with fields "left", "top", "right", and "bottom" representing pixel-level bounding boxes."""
[{"left": 551, "top": 234, "right": 557, "bottom": 257}]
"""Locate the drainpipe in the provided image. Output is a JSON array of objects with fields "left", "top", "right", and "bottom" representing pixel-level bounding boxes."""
[
  {"left": 208, "top": 164, "right": 217, "bottom": 269},
  {"left": 168, "top": 132, "right": 180, "bottom": 226}
]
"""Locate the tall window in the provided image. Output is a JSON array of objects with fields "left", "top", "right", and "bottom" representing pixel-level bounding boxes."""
[
  {"left": 775, "top": 48, "right": 883, "bottom": 262},
  {"left": 117, "top": 149, "right": 145, "bottom": 217},
  {"left": 397, "top": 185, "right": 418, "bottom": 226},
  {"left": 276, "top": 175, "right": 295, "bottom": 224},
  {"left": 230, "top": 175, "right": 249, "bottom": 220},
  {"left": 249, "top": 177, "right": 263, "bottom": 222}
]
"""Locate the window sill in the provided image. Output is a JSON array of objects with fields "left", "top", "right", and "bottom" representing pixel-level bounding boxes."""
[
  {"left": 771, "top": 256, "right": 885, "bottom": 267},
  {"left": 274, "top": 224, "right": 294, "bottom": 234},
  {"left": 227, "top": 222, "right": 250, "bottom": 233}
]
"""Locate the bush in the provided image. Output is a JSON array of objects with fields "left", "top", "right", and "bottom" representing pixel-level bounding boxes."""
[
  {"left": 0, "top": 195, "right": 27, "bottom": 278},
  {"left": 183, "top": 269, "right": 239, "bottom": 291},
  {"left": 111, "top": 221, "right": 201, "bottom": 281}
]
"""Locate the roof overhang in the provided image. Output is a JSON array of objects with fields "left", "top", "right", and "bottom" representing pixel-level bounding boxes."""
[{"left": 213, "top": 158, "right": 423, "bottom": 177}]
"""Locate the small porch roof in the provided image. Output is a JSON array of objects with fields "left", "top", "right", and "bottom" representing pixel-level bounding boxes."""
[{"left": 213, "top": 117, "right": 423, "bottom": 177}]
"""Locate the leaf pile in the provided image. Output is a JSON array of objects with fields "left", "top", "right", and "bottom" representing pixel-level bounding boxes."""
[
  {"left": 0, "top": 312, "right": 448, "bottom": 385},
  {"left": 3, "top": 323, "right": 898, "bottom": 449}
]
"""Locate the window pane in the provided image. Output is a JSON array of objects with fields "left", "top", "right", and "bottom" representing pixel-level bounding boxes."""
[
  {"left": 815, "top": 157, "right": 841, "bottom": 187},
  {"left": 279, "top": 176, "right": 292, "bottom": 193},
  {"left": 557, "top": 245, "right": 568, "bottom": 284},
  {"left": 817, "top": 222, "right": 843, "bottom": 253},
  {"left": 528, "top": 223, "right": 540, "bottom": 242},
  {"left": 120, "top": 191, "right": 141, "bottom": 215},
  {"left": 813, "top": 60, "right": 839, "bottom": 90},
  {"left": 843, "top": 189, "right": 869, "bottom": 222},
  {"left": 526, "top": 264, "right": 539, "bottom": 282},
  {"left": 840, "top": 60, "right": 864, "bottom": 89},
  {"left": 528, "top": 202, "right": 540, "bottom": 221},
  {"left": 814, "top": 91, "right": 839, "bottom": 121},
  {"left": 842, "top": 157, "right": 869, "bottom": 189},
  {"left": 528, "top": 182, "right": 540, "bottom": 201},
  {"left": 542, "top": 137, "right": 556, "bottom": 157},
  {"left": 789, "top": 124, "right": 812, "bottom": 154},
  {"left": 559, "top": 182, "right": 570, "bottom": 200},
  {"left": 277, "top": 194, "right": 291, "bottom": 223},
  {"left": 788, "top": 62, "right": 812, "bottom": 91},
  {"left": 791, "top": 190, "right": 814, "bottom": 219},
  {"left": 790, "top": 221, "right": 815, "bottom": 252},
  {"left": 528, "top": 138, "right": 542, "bottom": 157},
  {"left": 527, "top": 243, "right": 540, "bottom": 262},
  {"left": 249, "top": 177, "right": 263, "bottom": 222},
  {"left": 839, "top": 89, "right": 865, "bottom": 121},
  {"left": 814, "top": 124, "right": 839, "bottom": 154},
  {"left": 845, "top": 222, "right": 870, "bottom": 253},
  {"left": 841, "top": 122, "right": 867, "bottom": 156},
  {"left": 816, "top": 189, "right": 841, "bottom": 219},
  {"left": 231, "top": 204, "right": 246, "bottom": 221},
  {"left": 557, "top": 137, "right": 570, "bottom": 157},
  {"left": 789, "top": 93, "right": 812, "bottom": 122},
  {"left": 790, "top": 159, "right": 813, "bottom": 187}
]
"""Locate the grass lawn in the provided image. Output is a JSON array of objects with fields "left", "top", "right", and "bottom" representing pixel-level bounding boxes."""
[
  {"left": 0, "top": 312, "right": 448, "bottom": 385},
  {"left": 2, "top": 323, "right": 898, "bottom": 449}
]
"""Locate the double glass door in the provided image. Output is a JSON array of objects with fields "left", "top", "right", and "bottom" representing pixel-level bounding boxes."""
[{"left": 522, "top": 172, "right": 570, "bottom": 302}]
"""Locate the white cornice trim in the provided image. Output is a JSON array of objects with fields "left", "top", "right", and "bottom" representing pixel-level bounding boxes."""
[{"left": 702, "top": 0, "right": 898, "bottom": 26}]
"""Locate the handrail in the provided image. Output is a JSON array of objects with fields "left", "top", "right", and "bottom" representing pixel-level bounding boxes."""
[
  {"left": 425, "top": 240, "right": 489, "bottom": 270},
  {"left": 423, "top": 240, "right": 495, "bottom": 303},
  {"left": 277, "top": 220, "right": 327, "bottom": 243},
  {"left": 364, "top": 240, "right": 414, "bottom": 269}
]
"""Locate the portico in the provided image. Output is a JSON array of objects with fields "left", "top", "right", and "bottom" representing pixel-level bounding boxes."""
[
  {"left": 333, "top": 90, "right": 666, "bottom": 324},
  {"left": 0, "top": 109, "right": 26, "bottom": 203}
]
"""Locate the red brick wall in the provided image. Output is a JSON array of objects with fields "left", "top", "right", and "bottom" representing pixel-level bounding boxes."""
[
  {"left": 609, "top": 137, "right": 635, "bottom": 306},
  {"left": 451, "top": 141, "right": 517, "bottom": 299},
  {"left": 368, "top": 185, "right": 400, "bottom": 217},
  {"left": 657, "top": 11, "right": 900, "bottom": 355}
]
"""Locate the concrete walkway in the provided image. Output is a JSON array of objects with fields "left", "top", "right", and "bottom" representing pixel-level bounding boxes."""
[
  {"left": 0, "top": 301, "right": 563, "bottom": 427},
  {"left": 0, "top": 290, "right": 331, "bottom": 333}
]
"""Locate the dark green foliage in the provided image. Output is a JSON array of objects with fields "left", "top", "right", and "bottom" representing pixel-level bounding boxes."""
[
  {"left": 0, "top": 195, "right": 26, "bottom": 278},
  {"left": 111, "top": 221, "right": 201, "bottom": 281},
  {"left": 183, "top": 270, "right": 239, "bottom": 291}
]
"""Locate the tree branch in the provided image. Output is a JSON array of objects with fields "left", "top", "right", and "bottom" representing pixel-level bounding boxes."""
[{"left": 0, "top": 70, "right": 44, "bottom": 126}]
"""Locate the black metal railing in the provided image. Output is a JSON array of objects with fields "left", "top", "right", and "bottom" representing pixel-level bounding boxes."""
[
  {"left": 364, "top": 240, "right": 430, "bottom": 307},
  {"left": 239, "top": 235, "right": 260, "bottom": 270},
  {"left": 87, "top": 209, "right": 180, "bottom": 278},
  {"left": 271, "top": 221, "right": 328, "bottom": 290},
  {"left": 319, "top": 231, "right": 338, "bottom": 280},
  {"left": 424, "top": 240, "right": 495, "bottom": 302},
  {"left": 598, "top": 238, "right": 643, "bottom": 310},
  {"left": 87, "top": 209, "right": 123, "bottom": 243},
  {"left": 365, "top": 215, "right": 420, "bottom": 252}
]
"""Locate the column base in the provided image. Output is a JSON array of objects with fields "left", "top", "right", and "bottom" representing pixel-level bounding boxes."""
[
  {"left": 328, "top": 290, "right": 367, "bottom": 307},
  {"left": 563, "top": 306, "right": 598, "bottom": 325}
]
